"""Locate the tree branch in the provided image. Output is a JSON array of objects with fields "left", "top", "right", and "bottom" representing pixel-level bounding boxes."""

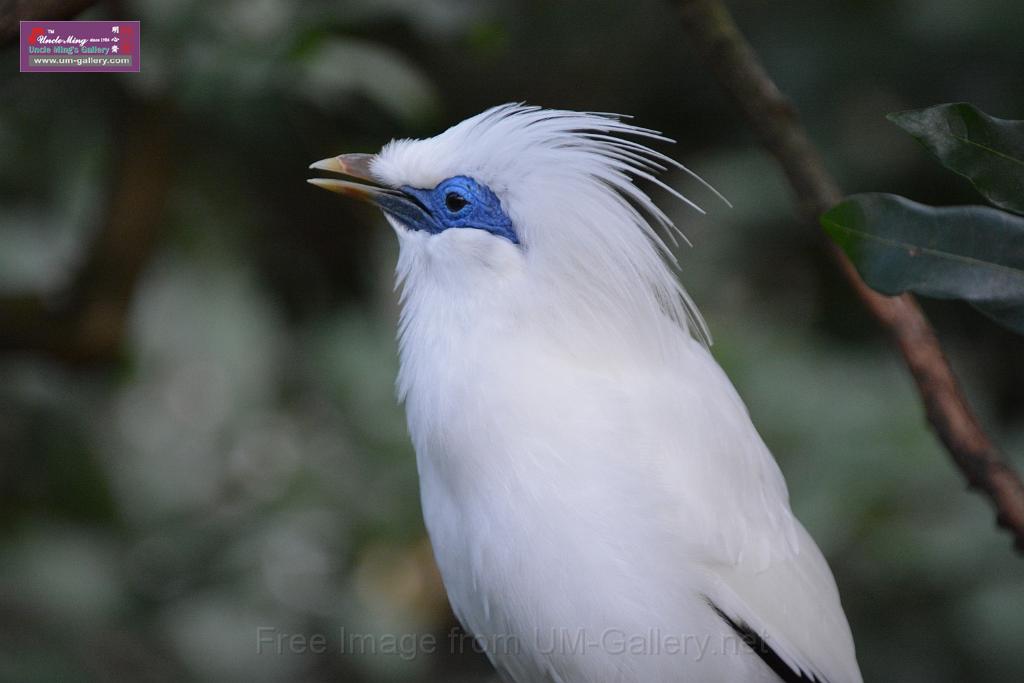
[
  {"left": 675, "top": 0, "right": 1024, "bottom": 552},
  {"left": 0, "top": 0, "right": 100, "bottom": 46}
]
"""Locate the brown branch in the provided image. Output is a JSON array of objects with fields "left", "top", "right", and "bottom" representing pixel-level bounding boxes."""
[
  {"left": 675, "top": 0, "right": 1024, "bottom": 552},
  {"left": 0, "top": 98, "right": 173, "bottom": 364},
  {"left": 0, "top": 0, "right": 101, "bottom": 46}
]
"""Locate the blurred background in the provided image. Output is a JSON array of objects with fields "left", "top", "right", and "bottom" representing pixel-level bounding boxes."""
[{"left": 1, "top": 0, "right": 1023, "bottom": 681}]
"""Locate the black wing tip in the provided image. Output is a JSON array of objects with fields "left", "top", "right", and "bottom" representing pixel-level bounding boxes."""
[{"left": 705, "top": 597, "right": 828, "bottom": 683}]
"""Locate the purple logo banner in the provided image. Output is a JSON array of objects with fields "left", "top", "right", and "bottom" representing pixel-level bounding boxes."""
[{"left": 20, "top": 20, "right": 140, "bottom": 73}]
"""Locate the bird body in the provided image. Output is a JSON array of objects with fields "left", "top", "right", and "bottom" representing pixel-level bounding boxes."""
[{"left": 310, "top": 105, "right": 862, "bottom": 683}]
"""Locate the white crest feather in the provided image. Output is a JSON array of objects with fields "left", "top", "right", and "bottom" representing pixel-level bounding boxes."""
[{"left": 373, "top": 103, "right": 722, "bottom": 350}]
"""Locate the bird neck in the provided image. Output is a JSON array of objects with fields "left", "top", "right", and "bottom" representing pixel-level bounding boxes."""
[{"left": 393, "top": 263, "right": 691, "bottom": 407}]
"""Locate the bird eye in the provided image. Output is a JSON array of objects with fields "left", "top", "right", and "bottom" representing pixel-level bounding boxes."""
[{"left": 445, "top": 192, "right": 469, "bottom": 212}]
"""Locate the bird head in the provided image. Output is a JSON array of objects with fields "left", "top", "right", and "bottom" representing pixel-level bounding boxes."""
[{"left": 309, "top": 104, "right": 719, "bottom": 350}]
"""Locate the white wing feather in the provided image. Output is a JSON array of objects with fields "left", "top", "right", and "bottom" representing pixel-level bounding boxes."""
[{"left": 661, "top": 339, "right": 863, "bottom": 683}]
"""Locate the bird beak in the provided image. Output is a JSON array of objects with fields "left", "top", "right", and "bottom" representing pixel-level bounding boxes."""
[
  {"left": 307, "top": 153, "right": 389, "bottom": 204},
  {"left": 308, "top": 153, "right": 437, "bottom": 232}
]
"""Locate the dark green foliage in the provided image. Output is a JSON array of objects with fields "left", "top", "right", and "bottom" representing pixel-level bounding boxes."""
[
  {"left": 824, "top": 103, "right": 1024, "bottom": 334},
  {"left": 823, "top": 193, "right": 1024, "bottom": 333},
  {"left": 888, "top": 104, "right": 1024, "bottom": 215}
]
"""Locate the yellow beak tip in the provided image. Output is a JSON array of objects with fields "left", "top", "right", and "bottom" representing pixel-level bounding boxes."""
[{"left": 309, "top": 157, "right": 344, "bottom": 173}]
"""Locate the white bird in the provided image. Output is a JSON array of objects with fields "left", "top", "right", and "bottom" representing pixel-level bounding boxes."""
[{"left": 309, "top": 104, "right": 862, "bottom": 683}]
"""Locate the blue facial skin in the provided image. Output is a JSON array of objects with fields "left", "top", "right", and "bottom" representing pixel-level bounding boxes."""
[{"left": 375, "top": 175, "right": 519, "bottom": 245}]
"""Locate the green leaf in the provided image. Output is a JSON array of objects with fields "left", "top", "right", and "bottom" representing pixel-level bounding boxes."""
[
  {"left": 822, "top": 193, "right": 1024, "bottom": 334},
  {"left": 888, "top": 103, "right": 1024, "bottom": 215}
]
